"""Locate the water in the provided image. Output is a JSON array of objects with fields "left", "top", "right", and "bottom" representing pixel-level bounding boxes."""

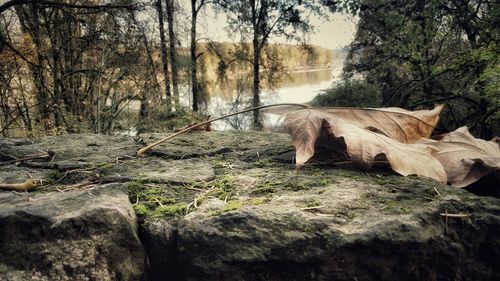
[
  {"left": 120, "top": 56, "right": 345, "bottom": 134},
  {"left": 204, "top": 57, "right": 345, "bottom": 130}
]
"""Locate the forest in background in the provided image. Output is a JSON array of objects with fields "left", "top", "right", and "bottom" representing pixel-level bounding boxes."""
[
  {"left": 316, "top": 0, "right": 499, "bottom": 138},
  {"left": 0, "top": 0, "right": 337, "bottom": 136},
  {"left": 0, "top": 0, "right": 499, "bottom": 139}
]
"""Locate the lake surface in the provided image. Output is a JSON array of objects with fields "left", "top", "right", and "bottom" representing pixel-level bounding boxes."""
[
  {"left": 202, "top": 56, "right": 344, "bottom": 130},
  {"left": 120, "top": 56, "right": 345, "bottom": 134}
]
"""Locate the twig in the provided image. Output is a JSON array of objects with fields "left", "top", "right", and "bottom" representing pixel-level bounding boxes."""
[
  {"left": 116, "top": 155, "right": 136, "bottom": 163},
  {"left": 444, "top": 209, "right": 448, "bottom": 234},
  {"left": 231, "top": 149, "right": 245, "bottom": 156},
  {"left": 11, "top": 190, "right": 27, "bottom": 195},
  {"left": 44, "top": 172, "right": 68, "bottom": 187},
  {"left": 188, "top": 186, "right": 216, "bottom": 211},
  {"left": 58, "top": 184, "right": 99, "bottom": 193},
  {"left": 185, "top": 202, "right": 194, "bottom": 215},
  {"left": 44, "top": 168, "right": 95, "bottom": 188},
  {"left": 154, "top": 197, "right": 164, "bottom": 207},
  {"left": 440, "top": 213, "right": 469, "bottom": 218},
  {"left": 300, "top": 205, "right": 325, "bottom": 211},
  {"left": 312, "top": 213, "right": 336, "bottom": 217},
  {"left": 433, "top": 186, "right": 441, "bottom": 196},
  {"left": 0, "top": 152, "right": 16, "bottom": 161},
  {"left": 184, "top": 186, "right": 205, "bottom": 192},
  {"left": 441, "top": 211, "right": 470, "bottom": 234},
  {"left": 0, "top": 151, "right": 55, "bottom": 165},
  {"left": 0, "top": 179, "right": 42, "bottom": 192},
  {"left": 56, "top": 177, "right": 101, "bottom": 192},
  {"left": 137, "top": 103, "right": 310, "bottom": 156}
]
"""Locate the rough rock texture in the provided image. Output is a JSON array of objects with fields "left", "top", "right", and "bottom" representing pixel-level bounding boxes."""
[
  {"left": 1, "top": 131, "right": 500, "bottom": 281},
  {"left": 178, "top": 189, "right": 500, "bottom": 281},
  {"left": 0, "top": 184, "right": 145, "bottom": 281},
  {"left": 140, "top": 219, "right": 183, "bottom": 281}
]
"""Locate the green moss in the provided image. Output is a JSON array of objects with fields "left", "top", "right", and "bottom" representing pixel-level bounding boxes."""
[
  {"left": 253, "top": 180, "right": 279, "bottom": 194},
  {"left": 371, "top": 174, "right": 407, "bottom": 186},
  {"left": 335, "top": 169, "right": 366, "bottom": 180},
  {"left": 133, "top": 204, "right": 149, "bottom": 217},
  {"left": 254, "top": 158, "right": 273, "bottom": 168},
  {"left": 153, "top": 203, "right": 187, "bottom": 217},
  {"left": 96, "top": 162, "right": 114, "bottom": 169},
  {"left": 251, "top": 172, "right": 333, "bottom": 194},
  {"left": 399, "top": 207, "right": 412, "bottom": 213},
  {"left": 307, "top": 167, "right": 326, "bottom": 176},
  {"left": 202, "top": 174, "right": 236, "bottom": 200},
  {"left": 223, "top": 200, "right": 242, "bottom": 212},
  {"left": 305, "top": 199, "right": 322, "bottom": 207},
  {"left": 373, "top": 178, "right": 391, "bottom": 185},
  {"left": 211, "top": 160, "right": 225, "bottom": 169},
  {"left": 253, "top": 185, "right": 276, "bottom": 195},
  {"left": 284, "top": 181, "right": 309, "bottom": 191},
  {"left": 207, "top": 210, "right": 222, "bottom": 217},
  {"left": 127, "top": 182, "right": 144, "bottom": 198},
  {"left": 212, "top": 174, "right": 235, "bottom": 190},
  {"left": 332, "top": 208, "right": 356, "bottom": 221},
  {"left": 127, "top": 181, "right": 189, "bottom": 218},
  {"left": 318, "top": 179, "right": 331, "bottom": 186},
  {"left": 249, "top": 198, "right": 267, "bottom": 205},
  {"left": 142, "top": 188, "right": 165, "bottom": 201},
  {"left": 152, "top": 197, "right": 177, "bottom": 205},
  {"left": 128, "top": 182, "right": 167, "bottom": 202},
  {"left": 203, "top": 187, "right": 229, "bottom": 201},
  {"left": 42, "top": 170, "right": 64, "bottom": 184}
]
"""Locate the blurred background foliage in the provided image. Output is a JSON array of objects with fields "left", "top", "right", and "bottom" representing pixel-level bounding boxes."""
[{"left": 0, "top": 0, "right": 498, "bottom": 138}]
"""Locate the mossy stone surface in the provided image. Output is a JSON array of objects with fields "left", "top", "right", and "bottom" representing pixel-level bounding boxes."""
[{"left": 1, "top": 131, "right": 500, "bottom": 281}]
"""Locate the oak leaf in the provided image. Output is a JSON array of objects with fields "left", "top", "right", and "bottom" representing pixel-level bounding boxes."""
[
  {"left": 419, "top": 127, "right": 500, "bottom": 187},
  {"left": 284, "top": 106, "right": 447, "bottom": 183},
  {"left": 320, "top": 104, "right": 444, "bottom": 143}
]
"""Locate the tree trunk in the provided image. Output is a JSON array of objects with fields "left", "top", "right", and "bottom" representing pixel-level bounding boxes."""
[
  {"left": 16, "top": 75, "right": 33, "bottom": 132},
  {"left": 15, "top": 4, "right": 51, "bottom": 129},
  {"left": 251, "top": 0, "right": 262, "bottom": 130},
  {"left": 155, "top": 0, "right": 171, "bottom": 105},
  {"left": 190, "top": 0, "right": 199, "bottom": 111},
  {"left": 165, "top": 0, "right": 179, "bottom": 100},
  {"left": 40, "top": 8, "right": 63, "bottom": 128},
  {"left": 252, "top": 39, "right": 262, "bottom": 130}
]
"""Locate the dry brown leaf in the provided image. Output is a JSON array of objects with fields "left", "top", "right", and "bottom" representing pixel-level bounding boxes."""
[
  {"left": 434, "top": 126, "right": 499, "bottom": 155},
  {"left": 284, "top": 108, "right": 447, "bottom": 183},
  {"left": 419, "top": 127, "right": 500, "bottom": 187},
  {"left": 268, "top": 104, "right": 443, "bottom": 143},
  {"left": 272, "top": 104, "right": 496, "bottom": 188},
  {"left": 262, "top": 104, "right": 312, "bottom": 115},
  {"left": 320, "top": 104, "right": 443, "bottom": 143}
]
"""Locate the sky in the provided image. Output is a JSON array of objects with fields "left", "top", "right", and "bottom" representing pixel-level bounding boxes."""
[
  {"left": 307, "top": 14, "right": 358, "bottom": 49},
  {"left": 0, "top": 0, "right": 357, "bottom": 50},
  {"left": 197, "top": 8, "right": 358, "bottom": 50}
]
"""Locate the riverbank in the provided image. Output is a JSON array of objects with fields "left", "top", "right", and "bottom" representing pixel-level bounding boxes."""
[{"left": 289, "top": 66, "right": 333, "bottom": 73}]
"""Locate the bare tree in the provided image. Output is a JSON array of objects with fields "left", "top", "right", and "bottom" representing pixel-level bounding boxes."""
[
  {"left": 155, "top": 0, "right": 172, "bottom": 105},
  {"left": 218, "top": 0, "right": 337, "bottom": 129},
  {"left": 165, "top": 0, "right": 179, "bottom": 99},
  {"left": 190, "top": 0, "right": 212, "bottom": 111}
]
